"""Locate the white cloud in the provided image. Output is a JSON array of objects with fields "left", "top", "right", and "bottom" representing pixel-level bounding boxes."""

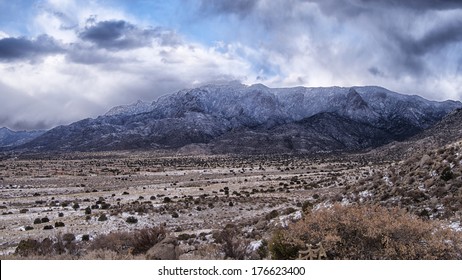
[
  {"left": 0, "top": 1, "right": 256, "bottom": 130},
  {"left": 1, "top": 0, "right": 462, "bottom": 130}
]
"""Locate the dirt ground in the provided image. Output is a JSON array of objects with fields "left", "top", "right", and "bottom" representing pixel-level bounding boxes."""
[{"left": 0, "top": 152, "right": 376, "bottom": 256}]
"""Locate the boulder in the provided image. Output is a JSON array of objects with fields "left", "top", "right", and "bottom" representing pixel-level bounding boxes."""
[{"left": 145, "top": 236, "right": 180, "bottom": 260}]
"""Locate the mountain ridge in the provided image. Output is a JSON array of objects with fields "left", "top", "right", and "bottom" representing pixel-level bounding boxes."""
[
  {"left": 0, "top": 127, "right": 45, "bottom": 148},
  {"left": 13, "top": 83, "right": 462, "bottom": 153}
]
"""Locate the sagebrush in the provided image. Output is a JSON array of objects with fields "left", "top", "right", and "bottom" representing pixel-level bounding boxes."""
[{"left": 270, "top": 204, "right": 462, "bottom": 259}]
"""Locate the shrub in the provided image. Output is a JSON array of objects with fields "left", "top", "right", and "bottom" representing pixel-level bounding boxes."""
[
  {"left": 257, "top": 239, "right": 269, "bottom": 259},
  {"left": 215, "top": 224, "right": 251, "bottom": 260},
  {"left": 178, "top": 233, "right": 192, "bottom": 241},
  {"left": 269, "top": 230, "right": 300, "bottom": 260},
  {"left": 98, "top": 214, "right": 108, "bottom": 221},
  {"left": 62, "top": 233, "right": 76, "bottom": 243},
  {"left": 265, "top": 210, "right": 279, "bottom": 220},
  {"left": 441, "top": 167, "right": 454, "bottom": 181},
  {"left": 131, "top": 227, "right": 167, "bottom": 255},
  {"left": 88, "top": 226, "right": 167, "bottom": 255},
  {"left": 89, "top": 232, "right": 134, "bottom": 254},
  {"left": 126, "top": 216, "right": 138, "bottom": 224},
  {"left": 101, "top": 203, "right": 110, "bottom": 209},
  {"left": 269, "top": 204, "right": 462, "bottom": 260},
  {"left": 15, "top": 239, "right": 40, "bottom": 256},
  {"left": 55, "top": 222, "right": 65, "bottom": 228},
  {"left": 15, "top": 236, "right": 78, "bottom": 257}
]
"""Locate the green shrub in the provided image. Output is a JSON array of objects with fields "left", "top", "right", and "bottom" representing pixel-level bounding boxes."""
[
  {"left": 268, "top": 230, "right": 300, "bottom": 260},
  {"left": 441, "top": 167, "right": 454, "bottom": 181},
  {"left": 257, "top": 239, "right": 269, "bottom": 259},
  {"left": 178, "top": 233, "right": 192, "bottom": 241},
  {"left": 301, "top": 201, "right": 313, "bottom": 213},
  {"left": 98, "top": 214, "right": 108, "bottom": 221},
  {"left": 265, "top": 209, "right": 279, "bottom": 220},
  {"left": 126, "top": 216, "right": 138, "bottom": 224}
]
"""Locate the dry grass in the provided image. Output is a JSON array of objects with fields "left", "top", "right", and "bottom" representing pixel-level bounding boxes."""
[{"left": 270, "top": 204, "right": 462, "bottom": 260}]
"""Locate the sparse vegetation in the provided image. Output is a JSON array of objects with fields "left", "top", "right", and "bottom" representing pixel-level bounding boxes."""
[
  {"left": 2, "top": 143, "right": 462, "bottom": 259},
  {"left": 270, "top": 204, "right": 462, "bottom": 259}
]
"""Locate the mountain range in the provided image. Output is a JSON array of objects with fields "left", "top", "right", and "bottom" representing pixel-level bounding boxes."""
[
  {"left": 4, "top": 83, "right": 462, "bottom": 154},
  {"left": 0, "top": 127, "right": 45, "bottom": 148}
]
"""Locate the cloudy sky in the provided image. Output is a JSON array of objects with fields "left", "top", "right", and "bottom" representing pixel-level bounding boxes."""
[{"left": 1, "top": 0, "right": 462, "bottom": 130}]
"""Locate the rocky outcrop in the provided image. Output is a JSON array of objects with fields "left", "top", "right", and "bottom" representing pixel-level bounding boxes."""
[{"left": 145, "top": 235, "right": 180, "bottom": 260}]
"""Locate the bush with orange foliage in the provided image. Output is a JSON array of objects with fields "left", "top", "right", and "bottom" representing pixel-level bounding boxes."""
[{"left": 269, "top": 204, "right": 462, "bottom": 259}]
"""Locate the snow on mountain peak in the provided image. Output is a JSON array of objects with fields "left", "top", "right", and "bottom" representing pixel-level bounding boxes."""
[
  {"left": 104, "top": 99, "right": 153, "bottom": 116},
  {"left": 19, "top": 83, "right": 462, "bottom": 152}
]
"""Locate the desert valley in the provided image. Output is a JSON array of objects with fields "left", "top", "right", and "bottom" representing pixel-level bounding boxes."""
[{"left": 1, "top": 84, "right": 462, "bottom": 260}]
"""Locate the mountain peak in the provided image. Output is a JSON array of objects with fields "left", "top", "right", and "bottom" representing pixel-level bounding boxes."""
[
  {"left": 346, "top": 87, "right": 368, "bottom": 109},
  {"left": 104, "top": 99, "right": 153, "bottom": 116},
  {"left": 19, "top": 84, "right": 462, "bottom": 153}
]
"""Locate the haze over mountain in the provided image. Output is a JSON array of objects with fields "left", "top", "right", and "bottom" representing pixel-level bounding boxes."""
[{"left": 14, "top": 83, "right": 461, "bottom": 154}]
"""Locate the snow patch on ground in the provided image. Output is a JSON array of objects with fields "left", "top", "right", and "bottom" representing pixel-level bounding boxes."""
[
  {"left": 449, "top": 221, "right": 462, "bottom": 232},
  {"left": 249, "top": 240, "right": 262, "bottom": 251},
  {"left": 275, "top": 210, "right": 303, "bottom": 228},
  {"left": 382, "top": 176, "right": 393, "bottom": 186}
]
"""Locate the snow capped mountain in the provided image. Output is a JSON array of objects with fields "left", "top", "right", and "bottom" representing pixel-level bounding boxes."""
[
  {"left": 104, "top": 100, "right": 153, "bottom": 116},
  {"left": 0, "top": 127, "right": 45, "bottom": 148},
  {"left": 19, "top": 83, "right": 462, "bottom": 153}
]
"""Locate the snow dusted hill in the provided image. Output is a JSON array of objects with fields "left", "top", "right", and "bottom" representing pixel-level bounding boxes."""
[
  {"left": 20, "top": 83, "right": 462, "bottom": 153},
  {"left": 0, "top": 127, "right": 45, "bottom": 148},
  {"left": 104, "top": 100, "right": 153, "bottom": 116}
]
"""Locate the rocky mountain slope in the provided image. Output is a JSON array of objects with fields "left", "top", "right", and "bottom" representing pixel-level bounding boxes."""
[
  {"left": 369, "top": 108, "right": 462, "bottom": 160},
  {"left": 104, "top": 100, "right": 153, "bottom": 116},
  {"left": 0, "top": 127, "right": 45, "bottom": 148},
  {"left": 343, "top": 139, "right": 462, "bottom": 223},
  {"left": 18, "top": 83, "right": 462, "bottom": 153}
]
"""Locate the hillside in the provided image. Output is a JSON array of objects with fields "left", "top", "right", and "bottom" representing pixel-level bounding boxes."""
[
  {"left": 19, "top": 83, "right": 461, "bottom": 153},
  {"left": 0, "top": 128, "right": 45, "bottom": 148},
  {"left": 342, "top": 140, "right": 462, "bottom": 223},
  {"left": 369, "top": 108, "right": 462, "bottom": 160}
]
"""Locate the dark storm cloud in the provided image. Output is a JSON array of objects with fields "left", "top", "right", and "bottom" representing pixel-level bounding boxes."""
[
  {"left": 372, "top": 0, "right": 462, "bottom": 10},
  {"left": 78, "top": 19, "right": 181, "bottom": 50},
  {"left": 199, "top": 0, "right": 257, "bottom": 17},
  {"left": 397, "top": 20, "right": 462, "bottom": 56},
  {"left": 0, "top": 35, "right": 63, "bottom": 61},
  {"left": 306, "top": 0, "right": 462, "bottom": 16}
]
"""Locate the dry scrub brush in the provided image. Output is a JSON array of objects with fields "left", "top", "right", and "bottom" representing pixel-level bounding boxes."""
[
  {"left": 9, "top": 226, "right": 168, "bottom": 259},
  {"left": 89, "top": 226, "right": 167, "bottom": 255},
  {"left": 270, "top": 204, "right": 462, "bottom": 259}
]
